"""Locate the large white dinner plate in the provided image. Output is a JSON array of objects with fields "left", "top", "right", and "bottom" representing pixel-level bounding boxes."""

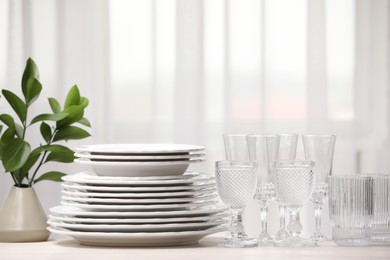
[
  {"left": 74, "top": 159, "right": 205, "bottom": 177},
  {"left": 75, "top": 144, "right": 205, "bottom": 155},
  {"left": 60, "top": 194, "right": 217, "bottom": 205},
  {"left": 48, "top": 226, "right": 227, "bottom": 247},
  {"left": 50, "top": 205, "right": 228, "bottom": 218},
  {"left": 63, "top": 172, "right": 213, "bottom": 186},
  {"left": 61, "top": 182, "right": 215, "bottom": 192},
  {"left": 48, "top": 219, "right": 227, "bottom": 232},
  {"left": 75, "top": 153, "right": 205, "bottom": 161},
  {"left": 49, "top": 212, "right": 230, "bottom": 224},
  {"left": 61, "top": 187, "right": 216, "bottom": 198},
  {"left": 61, "top": 200, "right": 216, "bottom": 211}
]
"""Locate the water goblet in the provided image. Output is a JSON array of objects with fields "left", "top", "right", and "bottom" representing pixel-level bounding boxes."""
[
  {"left": 302, "top": 134, "right": 336, "bottom": 241},
  {"left": 215, "top": 161, "right": 258, "bottom": 248},
  {"left": 273, "top": 160, "right": 316, "bottom": 247},
  {"left": 223, "top": 134, "right": 250, "bottom": 161},
  {"left": 247, "top": 134, "right": 280, "bottom": 245},
  {"left": 274, "top": 134, "right": 299, "bottom": 244}
]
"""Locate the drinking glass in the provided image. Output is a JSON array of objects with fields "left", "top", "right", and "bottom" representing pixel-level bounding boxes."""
[
  {"left": 273, "top": 160, "right": 316, "bottom": 247},
  {"left": 223, "top": 134, "right": 249, "bottom": 161},
  {"left": 215, "top": 161, "right": 258, "bottom": 248},
  {"left": 247, "top": 134, "right": 280, "bottom": 245},
  {"left": 274, "top": 134, "right": 299, "bottom": 243},
  {"left": 328, "top": 175, "right": 374, "bottom": 246},
  {"left": 372, "top": 174, "right": 390, "bottom": 242},
  {"left": 302, "top": 134, "right": 336, "bottom": 241}
]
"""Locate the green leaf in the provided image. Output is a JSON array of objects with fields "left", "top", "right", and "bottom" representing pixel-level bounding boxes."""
[
  {"left": 45, "top": 147, "right": 75, "bottom": 163},
  {"left": 1, "top": 125, "right": 16, "bottom": 144},
  {"left": 25, "top": 78, "right": 42, "bottom": 106},
  {"left": 33, "top": 171, "right": 66, "bottom": 184},
  {"left": 0, "top": 140, "right": 5, "bottom": 160},
  {"left": 57, "top": 104, "right": 87, "bottom": 127},
  {"left": 53, "top": 126, "right": 90, "bottom": 142},
  {"left": 2, "top": 139, "right": 31, "bottom": 172},
  {"left": 78, "top": 117, "right": 91, "bottom": 127},
  {"left": 48, "top": 98, "right": 61, "bottom": 114},
  {"left": 64, "top": 85, "right": 80, "bottom": 109},
  {"left": 0, "top": 114, "right": 23, "bottom": 138},
  {"left": 40, "top": 122, "right": 52, "bottom": 143},
  {"left": 21, "top": 58, "right": 39, "bottom": 98},
  {"left": 19, "top": 152, "right": 40, "bottom": 177},
  {"left": 31, "top": 144, "right": 74, "bottom": 157},
  {"left": 2, "top": 90, "right": 27, "bottom": 123},
  {"left": 30, "top": 112, "right": 68, "bottom": 125}
]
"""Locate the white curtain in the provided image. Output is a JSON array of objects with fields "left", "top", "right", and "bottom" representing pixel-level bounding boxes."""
[{"left": 0, "top": 0, "right": 389, "bottom": 237}]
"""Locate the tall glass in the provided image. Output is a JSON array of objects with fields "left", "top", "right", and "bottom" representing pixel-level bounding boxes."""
[
  {"left": 274, "top": 134, "right": 299, "bottom": 243},
  {"left": 372, "top": 174, "right": 390, "bottom": 242},
  {"left": 273, "top": 160, "right": 316, "bottom": 247},
  {"left": 247, "top": 134, "right": 280, "bottom": 245},
  {"left": 302, "top": 134, "right": 336, "bottom": 241},
  {"left": 223, "top": 134, "right": 249, "bottom": 161},
  {"left": 215, "top": 161, "right": 258, "bottom": 248}
]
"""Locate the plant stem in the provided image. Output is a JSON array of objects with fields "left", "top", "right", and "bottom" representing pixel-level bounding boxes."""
[{"left": 10, "top": 173, "right": 18, "bottom": 186}]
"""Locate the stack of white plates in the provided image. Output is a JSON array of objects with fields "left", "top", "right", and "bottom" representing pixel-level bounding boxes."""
[
  {"left": 73, "top": 144, "right": 206, "bottom": 177},
  {"left": 48, "top": 172, "right": 228, "bottom": 246}
]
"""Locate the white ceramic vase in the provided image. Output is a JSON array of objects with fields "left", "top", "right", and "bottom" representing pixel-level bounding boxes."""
[{"left": 0, "top": 186, "right": 50, "bottom": 242}]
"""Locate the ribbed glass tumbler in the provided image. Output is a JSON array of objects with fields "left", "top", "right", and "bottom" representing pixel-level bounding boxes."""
[
  {"left": 328, "top": 175, "right": 374, "bottom": 246},
  {"left": 372, "top": 174, "right": 390, "bottom": 242}
]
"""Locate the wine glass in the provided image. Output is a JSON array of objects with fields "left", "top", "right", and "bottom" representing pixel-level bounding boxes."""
[
  {"left": 215, "top": 161, "right": 258, "bottom": 248},
  {"left": 274, "top": 134, "right": 299, "bottom": 244},
  {"left": 273, "top": 160, "right": 316, "bottom": 247},
  {"left": 302, "top": 134, "right": 336, "bottom": 241},
  {"left": 247, "top": 134, "right": 280, "bottom": 245}
]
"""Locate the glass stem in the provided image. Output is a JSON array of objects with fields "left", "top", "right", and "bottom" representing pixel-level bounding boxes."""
[
  {"left": 314, "top": 202, "right": 323, "bottom": 234},
  {"left": 260, "top": 207, "right": 268, "bottom": 235},
  {"left": 279, "top": 205, "right": 286, "bottom": 230},
  {"left": 230, "top": 209, "right": 245, "bottom": 239},
  {"left": 289, "top": 210, "right": 302, "bottom": 237}
]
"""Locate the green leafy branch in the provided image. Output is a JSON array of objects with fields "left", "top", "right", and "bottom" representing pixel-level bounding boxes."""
[{"left": 0, "top": 58, "right": 91, "bottom": 187}]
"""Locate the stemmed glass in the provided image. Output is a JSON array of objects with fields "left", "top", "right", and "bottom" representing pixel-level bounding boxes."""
[
  {"left": 274, "top": 134, "right": 299, "bottom": 244},
  {"left": 215, "top": 161, "right": 258, "bottom": 248},
  {"left": 223, "top": 134, "right": 249, "bottom": 161},
  {"left": 302, "top": 134, "right": 336, "bottom": 241},
  {"left": 273, "top": 160, "right": 316, "bottom": 247},
  {"left": 247, "top": 134, "right": 280, "bottom": 245}
]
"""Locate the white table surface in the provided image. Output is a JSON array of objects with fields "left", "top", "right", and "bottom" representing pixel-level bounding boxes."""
[{"left": 0, "top": 235, "right": 389, "bottom": 260}]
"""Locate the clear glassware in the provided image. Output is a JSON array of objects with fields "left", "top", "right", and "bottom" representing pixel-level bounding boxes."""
[
  {"left": 215, "top": 161, "right": 258, "bottom": 248},
  {"left": 274, "top": 134, "right": 299, "bottom": 244},
  {"left": 371, "top": 174, "right": 390, "bottom": 242},
  {"left": 223, "top": 134, "right": 250, "bottom": 161},
  {"left": 247, "top": 134, "right": 280, "bottom": 245},
  {"left": 302, "top": 134, "right": 336, "bottom": 241},
  {"left": 273, "top": 160, "right": 316, "bottom": 247},
  {"left": 328, "top": 175, "right": 374, "bottom": 246}
]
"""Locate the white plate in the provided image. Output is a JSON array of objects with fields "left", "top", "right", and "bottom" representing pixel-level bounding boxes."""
[
  {"left": 48, "top": 212, "right": 229, "bottom": 224},
  {"left": 74, "top": 159, "right": 205, "bottom": 177},
  {"left": 61, "top": 200, "right": 216, "bottom": 211},
  {"left": 75, "top": 144, "right": 205, "bottom": 155},
  {"left": 63, "top": 172, "right": 213, "bottom": 186},
  {"left": 48, "top": 226, "right": 227, "bottom": 246},
  {"left": 60, "top": 194, "right": 217, "bottom": 205},
  {"left": 75, "top": 153, "right": 205, "bottom": 161},
  {"left": 50, "top": 205, "right": 228, "bottom": 218},
  {"left": 48, "top": 219, "right": 227, "bottom": 232},
  {"left": 61, "top": 182, "right": 216, "bottom": 192},
  {"left": 61, "top": 187, "right": 216, "bottom": 198}
]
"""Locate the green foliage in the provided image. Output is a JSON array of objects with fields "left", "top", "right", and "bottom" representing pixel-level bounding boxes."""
[{"left": 0, "top": 58, "right": 92, "bottom": 187}]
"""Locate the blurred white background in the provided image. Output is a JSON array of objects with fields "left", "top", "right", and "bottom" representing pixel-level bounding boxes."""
[{"left": 0, "top": 0, "right": 389, "bottom": 238}]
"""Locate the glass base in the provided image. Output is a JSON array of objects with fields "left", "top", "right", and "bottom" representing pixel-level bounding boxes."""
[
  {"left": 309, "top": 231, "right": 330, "bottom": 241},
  {"left": 219, "top": 237, "right": 258, "bottom": 248},
  {"left": 274, "top": 229, "right": 291, "bottom": 243},
  {"left": 332, "top": 227, "right": 371, "bottom": 246},
  {"left": 274, "top": 236, "right": 317, "bottom": 247},
  {"left": 258, "top": 233, "right": 274, "bottom": 246}
]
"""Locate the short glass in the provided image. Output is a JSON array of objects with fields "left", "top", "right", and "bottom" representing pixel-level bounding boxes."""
[
  {"left": 215, "top": 161, "right": 258, "bottom": 248},
  {"left": 372, "top": 174, "right": 390, "bottom": 242},
  {"left": 328, "top": 175, "right": 374, "bottom": 246}
]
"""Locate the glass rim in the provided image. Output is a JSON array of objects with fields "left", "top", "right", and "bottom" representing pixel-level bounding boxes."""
[
  {"left": 329, "top": 175, "right": 374, "bottom": 180},
  {"left": 277, "top": 133, "right": 299, "bottom": 137},
  {"left": 302, "top": 134, "right": 336, "bottom": 138},
  {"left": 246, "top": 134, "right": 279, "bottom": 138},
  {"left": 223, "top": 133, "right": 248, "bottom": 137},
  {"left": 273, "top": 160, "right": 314, "bottom": 168},
  {"left": 215, "top": 160, "right": 257, "bottom": 167}
]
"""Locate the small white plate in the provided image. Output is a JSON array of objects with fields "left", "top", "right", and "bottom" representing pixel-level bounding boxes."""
[
  {"left": 61, "top": 187, "right": 216, "bottom": 198},
  {"left": 48, "top": 212, "right": 229, "bottom": 224},
  {"left": 75, "top": 144, "right": 205, "bottom": 154},
  {"left": 48, "top": 219, "right": 227, "bottom": 232},
  {"left": 61, "top": 200, "right": 216, "bottom": 211},
  {"left": 62, "top": 171, "right": 213, "bottom": 186},
  {"left": 48, "top": 225, "right": 227, "bottom": 246},
  {"left": 61, "top": 182, "right": 215, "bottom": 192},
  {"left": 60, "top": 194, "right": 217, "bottom": 205},
  {"left": 74, "top": 159, "right": 205, "bottom": 177},
  {"left": 50, "top": 205, "right": 228, "bottom": 218},
  {"left": 75, "top": 153, "right": 205, "bottom": 161}
]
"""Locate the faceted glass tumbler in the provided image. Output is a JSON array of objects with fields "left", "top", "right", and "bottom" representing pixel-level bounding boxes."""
[{"left": 328, "top": 175, "right": 374, "bottom": 246}]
